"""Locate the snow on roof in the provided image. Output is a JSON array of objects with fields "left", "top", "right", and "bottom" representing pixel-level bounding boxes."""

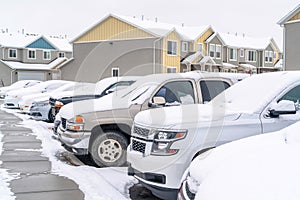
[
  {"left": 274, "top": 59, "right": 283, "bottom": 68},
  {"left": 72, "top": 13, "right": 211, "bottom": 42},
  {"left": 0, "top": 33, "right": 39, "bottom": 48},
  {"left": 182, "top": 51, "right": 203, "bottom": 64},
  {"left": 278, "top": 4, "right": 300, "bottom": 25},
  {"left": 223, "top": 62, "right": 238, "bottom": 68},
  {"left": 217, "top": 32, "right": 272, "bottom": 50},
  {"left": 239, "top": 63, "right": 256, "bottom": 69},
  {"left": 1, "top": 57, "right": 68, "bottom": 70},
  {"left": 0, "top": 33, "right": 72, "bottom": 52}
]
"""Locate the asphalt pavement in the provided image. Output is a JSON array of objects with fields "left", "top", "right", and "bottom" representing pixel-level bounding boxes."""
[{"left": 0, "top": 109, "right": 84, "bottom": 200}]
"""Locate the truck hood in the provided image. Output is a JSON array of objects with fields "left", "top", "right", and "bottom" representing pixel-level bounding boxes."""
[
  {"left": 58, "top": 93, "right": 129, "bottom": 120},
  {"left": 134, "top": 104, "right": 242, "bottom": 128}
]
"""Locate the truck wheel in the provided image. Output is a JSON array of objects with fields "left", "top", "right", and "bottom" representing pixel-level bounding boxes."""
[
  {"left": 48, "top": 110, "right": 55, "bottom": 123},
  {"left": 90, "top": 131, "right": 128, "bottom": 167}
]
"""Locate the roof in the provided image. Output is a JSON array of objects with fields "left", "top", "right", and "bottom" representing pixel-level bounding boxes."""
[
  {"left": 215, "top": 32, "right": 273, "bottom": 50},
  {"left": 0, "top": 57, "right": 69, "bottom": 70},
  {"left": 278, "top": 4, "right": 300, "bottom": 25},
  {"left": 182, "top": 51, "right": 203, "bottom": 64},
  {"left": 223, "top": 62, "right": 238, "bottom": 68},
  {"left": 72, "top": 13, "right": 212, "bottom": 42},
  {"left": 0, "top": 33, "right": 72, "bottom": 52},
  {"left": 239, "top": 63, "right": 256, "bottom": 69}
]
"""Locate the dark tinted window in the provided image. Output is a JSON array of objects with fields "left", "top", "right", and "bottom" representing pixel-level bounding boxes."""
[
  {"left": 279, "top": 85, "right": 300, "bottom": 103},
  {"left": 200, "top": 80, "right": 230, "bottom": 102}
]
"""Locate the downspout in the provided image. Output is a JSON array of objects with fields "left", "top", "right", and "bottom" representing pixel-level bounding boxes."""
[
  {"left": 153, "top": 37, "right": 162, "bottom": 74},
  {"left": 282, "top": 26, "right": 286, "bottom": 71}
]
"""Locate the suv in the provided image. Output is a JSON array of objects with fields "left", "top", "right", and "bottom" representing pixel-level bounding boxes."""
[
  {"left": 56, "top": 72, "right": 247, "bottom": 167},
  {"left": 127, "top": 71, "right": 300, "bottom": 200}
]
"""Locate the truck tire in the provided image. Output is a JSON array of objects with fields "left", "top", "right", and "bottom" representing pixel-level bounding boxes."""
[
  {"left": 90, "top": 131, "right": 128, "bottom": 167},
  {"left": 48, "top": 110, "right": 55, "bottom": 123}
]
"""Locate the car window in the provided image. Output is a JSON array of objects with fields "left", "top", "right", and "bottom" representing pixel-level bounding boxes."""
[
  {"left": 101, "top": 81, "right": 135, "bottom": 95},
  {"left": 279, "top": 85, "right": 300, "bottom": 103},
  {"left": 153, "top": 81, "right": 195, "bottom": 105},
  {"left": 200, "top": 80, "right": 230, "bottom": 103}
]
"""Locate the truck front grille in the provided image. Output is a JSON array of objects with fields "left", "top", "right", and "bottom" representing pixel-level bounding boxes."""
[
  {"left": 61, "top": 118, "right": 67, "bottom": 129},
  {"left": 132, "top": 139, "right": 146, "bottom": 153},
  {"left": 133, "top": 126, "right": 150, "bottom": 137}
]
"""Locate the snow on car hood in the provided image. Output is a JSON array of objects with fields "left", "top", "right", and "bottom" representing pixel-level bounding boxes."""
[
  {"left": 188, "top": 121, "right": 300, "bottom": 200},
  {"left": 50, "top": 91, "right": 74, "bottom": 99},
  {"left": 134, "top": 103, "right": 241, "bottom": 129}
]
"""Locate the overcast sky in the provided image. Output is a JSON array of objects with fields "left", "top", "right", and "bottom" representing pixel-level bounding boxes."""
[{"left": 0, "top": 0, "right": 299, "bottom": 48}]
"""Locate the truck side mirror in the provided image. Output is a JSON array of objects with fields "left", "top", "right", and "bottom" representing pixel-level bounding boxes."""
[
  {"left": 149, "top": 96, "right": 166, "bottom": 108},
  {"left": 269, "top": 100, "right": 296, "bottom": 118}
]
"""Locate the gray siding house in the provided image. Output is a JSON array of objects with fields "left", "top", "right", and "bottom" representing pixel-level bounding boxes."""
[
  {"left": 0, "top": 33, "right": 72, "bottom": 86},
  {"left": 278, "top": 4, "right": 300, "bottom": 70}
]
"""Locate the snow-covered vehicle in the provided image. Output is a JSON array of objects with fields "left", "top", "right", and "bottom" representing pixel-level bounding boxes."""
[
  {"left": 55, "top": 72, "right": 247, "bottom": 168},
  {"left": 127, "top": 71, "right": 300, "bottom": 200},
  {"left": 0, "top": 80, "right": 41, "bottom": 99},
  {"left": 178, "top": 121, "right": 300, "bottom": 200},
  {"left": 19, "top": 82, "right": 76, "bottom": 113},
  {"left": 50, "top": 76, "right": 139, "bottom": 120},
  {"left": 4, "top": 80, "right": 71, "bottom": 108}
]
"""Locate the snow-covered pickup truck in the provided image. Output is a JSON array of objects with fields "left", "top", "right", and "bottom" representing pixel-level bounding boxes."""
[
  {"left": 56, "top": 72, "right": 247, "bottom": 167},
  {"left": 127, "top": 71, "right": 300, "bottom": 200}
]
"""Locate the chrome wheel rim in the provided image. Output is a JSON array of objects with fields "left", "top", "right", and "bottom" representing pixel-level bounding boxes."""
[{"left": 98, "top": 139, "right": 122, "bottom": 163}]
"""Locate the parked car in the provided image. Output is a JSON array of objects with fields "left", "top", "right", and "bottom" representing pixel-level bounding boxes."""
[
  {"left": 178, "top": 121, "right": 300, "bottom": 200},
  {"left": 30, "top": 77, "right": 138, "bottom": 122},
  {"left": 19, "top": 82, "right": 77, "bottom": 113},
  {"left": 0, "top": 80, "right": 41, "bottom": 99},
  {"left": 50, "top": 76, "right": 139, "bottom": 120},
  {"left": 55, "top": 72, "right": 248, "bottom": 167},
  {"left": 4, "top": 80, "right": 71, "bottom": 108},
  {"left": 127, "top": 71, "right": 300, "bottom": 200}
]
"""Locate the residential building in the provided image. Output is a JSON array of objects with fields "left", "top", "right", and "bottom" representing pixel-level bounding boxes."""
[
  {"left": 0, "top": 33, "right": 72, "bottom": 86},
  {"left": 278, "top": 4, "right": 300, "bottom": 70},
  {"left": 59, "top": 14, "right": 214, "bottom": 82}
]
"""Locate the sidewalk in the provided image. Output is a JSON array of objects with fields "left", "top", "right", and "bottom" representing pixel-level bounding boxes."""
[{"left": 0, "top": 110, "right": 84, "bottom": 200}]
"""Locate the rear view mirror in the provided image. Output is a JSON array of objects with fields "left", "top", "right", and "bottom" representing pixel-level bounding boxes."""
[{"left": 269, "top": 100, "right": 296, "bottom": 118}]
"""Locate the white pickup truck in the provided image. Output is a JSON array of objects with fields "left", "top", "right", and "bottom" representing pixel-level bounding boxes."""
[
  {"left": 56, "top": 72, "right": 247, "bottom": 167},
  {"left": 127, "top": 71, "right": 300, "bottom": 200}
]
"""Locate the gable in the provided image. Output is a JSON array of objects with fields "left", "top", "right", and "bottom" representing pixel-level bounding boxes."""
[
  {"left": 289, "top": 10, "right": 300, "bottom": 22},
  {"left": 26, "top": 37, "right": 56, "bottom": 50},
  {"left": 74, "top": 16, "right": 155, "bottom": 43}
]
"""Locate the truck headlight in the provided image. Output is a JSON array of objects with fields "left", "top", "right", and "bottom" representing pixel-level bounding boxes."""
[
  {"left": 67, "top": 115, "right": 85, "bottom": 131},
  {"left": 151, "top": 130, "right": 187, "bottom": 155},
  {"left": 55, "top": 101, "right": 64, "bottom": 108}
]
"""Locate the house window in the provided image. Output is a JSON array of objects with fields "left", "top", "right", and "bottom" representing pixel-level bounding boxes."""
[
  {"left": 58, "top": 52, "right": 65, "bottom": 58},
  {"left": 43, "top": 51, "right": 51, "bottom": 60},
  {"left": 229, "top": 48, "right": 237, "bottom": 60},
  {"left": 112, "top": 68, "right": 119, "bottom": 77},
  {"left": 240, "top": 49, "right": 244, "bottom": 57},
  {"left": 268, "top": 51, "right": 273, "bottom": 63},
  {"left": 182, "top": 42, "right": 188, "bottom": 52},
  {"left": 167, "top": 41, "right": 177, "bottom": 55},
  {"left": 167, "top": 67, "right": 177, "bottom": 73},
  {"left": 198, "top": 43, "right": 203, "bottom": 52},
  {"left": 209, "top": 44, "right": 215, "bottom": 57},
  {"left": 216, "top": 45, "right": 221, "bottom": 59},
  {"left": 246, "top": 50, "right": 256, "bottom": 62},
  {"left": 28, "top": 50, "right": 36, "bottom": 59},
  {"left": 8, "top": 49, "right": 17, "bottom": 58}
]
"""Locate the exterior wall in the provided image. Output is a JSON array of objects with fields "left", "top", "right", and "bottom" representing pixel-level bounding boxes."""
[
  {"left": 61, "top": 38, "right": 162, "bottom": 82},
  {"left": 194, "top": 28, "right": 214, "bottom": 54},
  {"left": 162, "top": 31, "right": 181, "bottom": 73},
  {"left": 75, "top": 16, "right": 154, "bottom": 43},
  {"left": 0, "top": 62, "right": 12, "bottom": 86},
  {"left": 284, "top": 21, "right": 300, "bottom": 70},
  {"left": 206, "top": 37, "right": 223, "bottom": 65},
  {"left": 180, "top": 41, "right": 192, "bottom": 59},
  {"left": 2, "top": 48, "right": 23, "bottom": 62}
]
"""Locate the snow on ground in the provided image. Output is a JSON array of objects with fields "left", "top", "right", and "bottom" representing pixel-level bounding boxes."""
[{"left": 0, "top": 105, "right": 137, "bottom": 200}]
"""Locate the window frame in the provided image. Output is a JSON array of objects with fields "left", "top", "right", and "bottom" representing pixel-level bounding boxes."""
[
  {"left": 240, "top": 49, "right": 244, "bottom": 57},
  {"left": 167, "top": 40, "right": 178, "bottom": 56},
  {"left": 166, "top": 67, "right": 177, "bottom": 73},
  {"left": 27, "top": 49, "right": 36, "bottom": 60},
  {"left": 111, "top": 67, "right": 119, "bottom": 77},
  {"left": 209, "top": 44, "right": 215, "bottom": 58},
  {"left": 197, "top": 43, "right": 203, "bottom": 53},
  {"left": 8, "top": 48, "right": 17, "bottom": 58},
  {"left": 58, "top": 52, "right": 65, "bottom": 58},
  {"left": 43, "top": 50, "right": 51, "bottom": 60},
  {"left": 229, "top": 48, "right": 237, "bottom": 61},
  {"left": 215, "top": 44, "right": 222, "bottom": 59},
  {"left": 182, "top": 42, "right": 188, "bottom": 52},
  {"left": 246, "top": 50, "right": 257, "bottom": 62}
]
